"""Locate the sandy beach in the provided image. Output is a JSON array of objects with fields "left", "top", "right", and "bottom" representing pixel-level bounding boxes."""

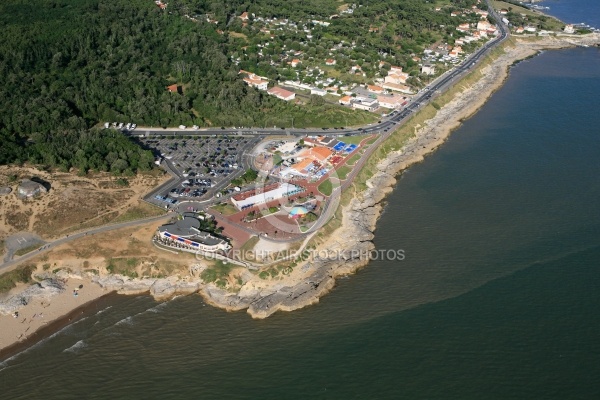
[
  {"left": 0, "top": 274, "right": 110, "bottom": 355},
  {"left": 1, "top": 34, "right": 599, "bottom": 356}
]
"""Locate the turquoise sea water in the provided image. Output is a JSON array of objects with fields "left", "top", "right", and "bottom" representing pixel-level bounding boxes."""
[{"left": 2, "top": 19, "right": 600, "bottom": 400}]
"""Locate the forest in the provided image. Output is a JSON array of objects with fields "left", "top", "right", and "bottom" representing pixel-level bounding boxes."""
[{"left": 0, "top": 0, "right": 476, "bottom": 171}]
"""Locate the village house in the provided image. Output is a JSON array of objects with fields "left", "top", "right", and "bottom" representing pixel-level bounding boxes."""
[
  {"left": 381, "top": 82, "right": 413, "bottom": 94},
  {"left": 456, "top": 23, "right": 471, "bottom": 32},
  {"left": 166, "top": 84, "right": 181, "bottom": 94},
  {"left": 564, "top": 24, "right": 575, "bottom": 34},
  {"left": 477, "top": 20, "right": 495, "bottom": 33},
  {"left": 449, "top": 46, "right": 463, "bottom": 58},
  {"left": 240, "top": 71, "right": 269, "bottom": 90},
  {"left": 352, "top": 98, "right": 379, "bottom": 112},
  {"left": 325, "top": 58, "right": 336, "bottom": 66},
  {"left": 267, "top": 86, "right": 296, "bottom": 101},
  {"left": 377, "top": 95, "right": 407, "bottom": 109},
  {"left": 339, "top": 95, "right": 353, "bottom": 106},
  {"left": 421, "top": 64, "right": 436, "bottom": 75},
  {"left": 384, "top": 66, "right": 409, "bottom": 85},
  {"left": 367, "top": 84, "right": 384, "bottom": 94},
  {"left": 290, "top": 59, "right": 301, "bottom": 67}
]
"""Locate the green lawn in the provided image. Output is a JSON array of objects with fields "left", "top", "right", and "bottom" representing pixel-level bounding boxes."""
[
  {"left": 318, "top": 179, "right": 334, "bottom": 196},
  {"left": 211, "top": 202, "right": 239, "bottom": 216},
  {"left": 340, "top": 134, "right": 370, "bottom": 145},
  {"left": 335, "top": 166, "right": 351, "bottom": 180},
  {"left": 346, "top": 154, "right": 361, "bottom": 166}
]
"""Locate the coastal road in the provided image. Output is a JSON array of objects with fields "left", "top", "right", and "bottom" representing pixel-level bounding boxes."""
[
  {"left": 0, "top": 214, "right": 171, "bottom": 274},
  {"left": 124, "top": 1, "right": 508, "bottom": 142}
]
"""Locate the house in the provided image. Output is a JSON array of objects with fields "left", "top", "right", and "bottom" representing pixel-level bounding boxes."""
[
  {"left": 155, "top": 1, "right": 167, "bottom": 10},
  {"left": 367, "top": 85, "right": 384, "bottom": 94},
  {"left": 515, "top": 26, "right": 525, "bottom": 34},
  {"left": 166, "top": 84, "right": 181, "bottom": 94},
  {"left": 499, "top": 9, "right": 508, "bottom": 15},
  {"left": 239, "top": 12, "right": 249, "bottom": 21},
  {"left": 525, "top": 26, "right": 537, "bottom": 33},
  {"left": 350, "top": 65, "right": 362, "bottom": 74},
  {"left": 267, "top": 86, "right": 296, "bottom": 101},
  {"left": 339, "top": 95, "right": 353, "bottom": 105},
  {"left": 450, "top": 11, "right": 460, "bottom": 17},
  {"left": 477, "top": 20, "right": 494, "bottom": 32},
  {"left": 378, "top": 95, "right": 407, "bottom": 109},
  {"left": 385, "top": 67, "right": 409, "bottom": 85},
  {"left": 564, "top": 24, "right": 575, "bottom": 34},
  {"left": 475, "top": 10, "right": 489, "bottom": 19},
  {"left": 243, "top": 74, "right": 268, "bottom": 90},
  {"left": 352, "top": 98, "right": 379, "bottom": 112},
  {"left": 290, "top": 59, "right": 301, "bottom": 67},
  {"left": 325, "top": 58, "right": 336, "bottom": 66},
  {"left": 456, "top": 23, "right": 471, "bottom": 32},
  {"left": 449, "top": 46, "right": 463, "bottom": 58},
  {"left": 310, "top": 88, "right": 327, "bottom": 96},
  {"left": 382, "top": 82, "right": 413, "bottom": 94},
  {"left": 421, "top": 64, "right": 436, "bottom": 75}
]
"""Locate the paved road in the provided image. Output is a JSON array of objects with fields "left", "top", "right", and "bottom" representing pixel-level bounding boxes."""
[
  {"left": 0, "top": 214, "right": 171, "bottom": 274},
  {"left": 126, "top": 17, "right": 507, "bottom": 142}
]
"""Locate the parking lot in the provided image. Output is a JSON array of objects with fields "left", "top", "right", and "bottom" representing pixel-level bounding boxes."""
[{"left": 140, "top": 135, "right": 261, "bottom": 208}]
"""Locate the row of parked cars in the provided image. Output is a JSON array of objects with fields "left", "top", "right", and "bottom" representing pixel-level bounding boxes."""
[
  {"left": 170, "top": 187, "right": 207, "bottom": 198},
  {"left": 105, "top": 122, "right": 137, "bottom": 131}
]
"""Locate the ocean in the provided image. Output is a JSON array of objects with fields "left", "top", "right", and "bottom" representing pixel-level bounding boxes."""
[
  {"left": 1, "top": 5, "right": 600, "bottom": 399},
  {"left": 539, "top": 0, "right": 600, "bottom": 28}
]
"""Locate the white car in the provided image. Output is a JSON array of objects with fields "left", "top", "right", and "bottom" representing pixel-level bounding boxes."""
[{"left": 131, "top": 123, "right": 137, "bottom": 130}]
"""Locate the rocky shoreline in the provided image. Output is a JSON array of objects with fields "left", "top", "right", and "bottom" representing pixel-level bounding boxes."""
[{"left": 199, "top": 34, "right": 600, "bottom": 318}]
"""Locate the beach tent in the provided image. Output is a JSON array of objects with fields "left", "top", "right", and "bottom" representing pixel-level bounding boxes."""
[{"left": 289, "top": 206, "right": 309, "bottom": 219}]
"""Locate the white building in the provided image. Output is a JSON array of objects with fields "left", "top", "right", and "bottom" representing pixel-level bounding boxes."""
[
  {"left": 421, "top": 64, "right": 435, "bottom": 75},
  {"left": 352, "top": 98, "right": 379, "bottom": 111},
  {"left": 231, "top": 183, "right": 303, "bottom": 210},
  {"left": 157, "top": 213, "right": 230, "bottom": 253}
]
